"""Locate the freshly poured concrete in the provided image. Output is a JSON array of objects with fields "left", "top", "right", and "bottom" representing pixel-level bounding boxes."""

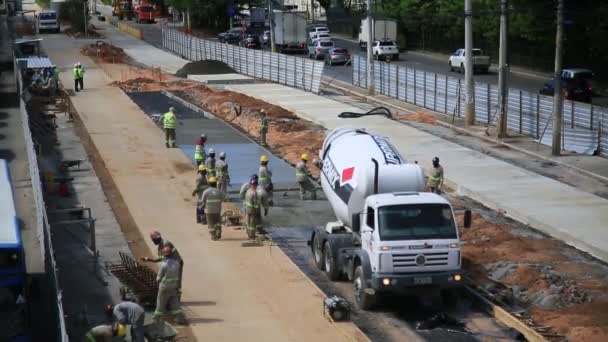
[{"left": 225, "top": 83, "right": 608, "bottom": 263}]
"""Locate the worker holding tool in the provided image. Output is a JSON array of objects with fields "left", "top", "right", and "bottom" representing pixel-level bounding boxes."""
[
  {"left": 259, "top": 109, "right": 269, "bottom": 146},
  {"left": 215, "top": 152, "right": 230, "bottom": 196},
  {"left": 194, "top": 133, "right": 207, "bottom": 166},
  {"left": 199, "top": 177, "right": 224, "bottom": 240},
  {"left": 205, "top": 148, "right": 217, "bottom": 179},
  {"left": 243, "top": 178, "right": 269, "bottom": 239},
  {"left": 296, "top": 153, "right": 317, "bottom": 200},
  {"left": 427, "top": 157, "right": 444, "bottom": 194},
  {"left": 142, "top": 232, "right": 184, "bottom": 299},
  {"left": 192, "top": 164, "right": 209, "bottom": 223},
  {"left": 104, "top": 301, "right": 145, "bottom": 342},
  {"left": 83, "top": 323, "right": 125, "bottom": 342},
  {"left": 258, "top": 155, "right": 274, "bottom": 206},
  {"left": 160, "top": 107, "right": 179, "bottom": 148},
  {"left": 153, "top": 246, "right": 187, "bottom": 325}
]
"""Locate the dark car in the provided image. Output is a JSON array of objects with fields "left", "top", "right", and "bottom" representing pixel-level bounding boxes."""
[
  {"left": 218, "top": 28, "right": 242, "bottom": 44},
  {"left": 540, "top": 78, "right": 592, "bottom": 103},
  {"left": 239, "top": 34, "right": 261, "bottom": 49},
  {"left": 324, "top": 47, "right": 350, "bottom": 66}
]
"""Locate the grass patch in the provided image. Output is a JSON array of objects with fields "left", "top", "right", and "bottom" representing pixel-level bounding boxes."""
[{"left": 36, "top": 0, "right": 50, "bottom": 9}]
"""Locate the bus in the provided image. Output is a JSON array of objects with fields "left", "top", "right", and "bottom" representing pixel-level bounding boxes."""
[{"left": 0, "top": 159, "right": 29, "bottom": 341}]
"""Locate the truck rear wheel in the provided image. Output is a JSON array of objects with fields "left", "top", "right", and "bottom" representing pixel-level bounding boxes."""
[
  {"left": 353, "top": 265, "right": 376, "bottom": 310},
  {"left": 324, "top": 240, "right": 341, "bottom": 281},
  {"left": 312, "top": 233, "right": 325, "bottom": 271}
]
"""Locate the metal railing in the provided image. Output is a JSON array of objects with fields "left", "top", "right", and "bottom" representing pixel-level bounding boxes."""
[
  {"left": 352, "top": 55, "right": 608, "bottom": 157},
  {"left": 162, "top": 27, "right": 325, "bottom": 94}
]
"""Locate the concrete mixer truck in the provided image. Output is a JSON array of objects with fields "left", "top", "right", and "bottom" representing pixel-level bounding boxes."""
[{"left": 309, "top": 128, "right": 464, "bottom": 309}]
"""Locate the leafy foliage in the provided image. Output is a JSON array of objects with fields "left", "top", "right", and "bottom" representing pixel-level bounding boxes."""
[{"left": 60, "top": 0, "right": 89, "bottom": 33}]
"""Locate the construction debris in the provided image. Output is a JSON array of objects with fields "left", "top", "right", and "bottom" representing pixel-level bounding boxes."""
[
  {"left": 80, "top": 41, "right": 128, "bottom": 63},
  {"left": 174, "top": 60, "right": 237, "bottom": 78}
]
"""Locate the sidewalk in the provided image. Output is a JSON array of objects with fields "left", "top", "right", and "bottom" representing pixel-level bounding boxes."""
[
  {"left": 41, "top": 32, "right": 367, "bottom": 341},
  {"left": 224, "top": 82, "right": 608, "bottom": 263}
]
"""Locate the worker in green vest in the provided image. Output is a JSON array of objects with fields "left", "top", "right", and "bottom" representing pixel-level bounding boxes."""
[
  {"left": 193, "top": 133, "right": 206, "bottom": 166},
  {"left": 427, "top": 157, "right": 444, "bottom": 194},
  {"left": 72, "top": 63, "right": 82, "bottom": 92},
  {"left": 160, "top": 107, "right": 179, "bottom": 148}
]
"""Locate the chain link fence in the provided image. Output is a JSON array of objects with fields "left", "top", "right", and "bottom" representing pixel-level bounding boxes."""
[
  {"left": 352, "top": 55, "right": 608, "bottom": 157},
  {"left": 162, "top": 27, "right": 325, "bottom": 94}
]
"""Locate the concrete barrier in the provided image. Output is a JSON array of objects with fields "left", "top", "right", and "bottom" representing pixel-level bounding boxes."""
[{"left": 117, "top": 22, "right": 143, "bottom": 40}]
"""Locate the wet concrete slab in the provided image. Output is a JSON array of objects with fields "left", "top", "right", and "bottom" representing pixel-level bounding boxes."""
[{"left": 126, "top": 91, "right": 297, "bottom": 188}]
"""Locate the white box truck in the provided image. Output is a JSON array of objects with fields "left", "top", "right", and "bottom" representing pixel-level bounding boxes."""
[
  {"left": 309, "top": 128, "right": 464, "bottom": 310},
  {"left": 358, "top": 18, "right": 397, "bottom": 48},
  {"left": 272, "top": 11, "right": 308, "bottom": 54}
]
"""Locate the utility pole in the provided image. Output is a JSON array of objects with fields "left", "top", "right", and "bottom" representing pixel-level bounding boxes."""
[
  {"left": 497, "top": 0, "right": 508, "bottom": 138},
  {"left": 83, "top": 1, "right": 88, "bottom": 37},
  {"left": 268, "top": 0, "right": 276, "bottom": 52},
  {"left": 551, "top": 0, "right": 564, "bottom": 156},
  {"left": 310, "top": 0, "right": 315, "bottom": 22},
  {"left": 366, "top": 0, "right": 375, "bottom": 95},
  {"left": 464, "top": 0, "right": 475, "bottom": 127}
]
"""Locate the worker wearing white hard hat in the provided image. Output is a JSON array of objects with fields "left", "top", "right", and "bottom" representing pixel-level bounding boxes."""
[
  {"left": 215, "top": 151, "right": 230, "bottom": 195},
  {"left": 205, "top": 148, "right": 216, "bottom": 179},
  {"left": 159, "top": 107, "right": 179, "bottom": 148}
]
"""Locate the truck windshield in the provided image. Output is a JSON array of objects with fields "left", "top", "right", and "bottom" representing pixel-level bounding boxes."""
[
  {"left": 378, "top": 204, "right": 457, "bottom": 241},
  {"left": 39, "top": 12, "right": 56, "bottom": 20}
]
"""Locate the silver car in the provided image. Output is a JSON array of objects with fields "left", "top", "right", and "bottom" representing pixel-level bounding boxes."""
[
  {"left": 324, "top": 48, "right": 350, "bottom": 66},
  {"left": 308, "top": 40, "right": 335, "bottom": 60}
]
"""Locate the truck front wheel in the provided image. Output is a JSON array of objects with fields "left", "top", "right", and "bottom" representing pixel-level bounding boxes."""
[
  {"left": 353, "top": 265, "right": 376, "bottom": 310},
  {"left": 312, "top": 233, "right": 325, "bottom": 270},
  {"left": 324, "top": 240, "right": 341, "bottom": 281}
]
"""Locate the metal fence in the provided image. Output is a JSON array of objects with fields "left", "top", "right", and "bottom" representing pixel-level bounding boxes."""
[
  {"left": 162, "top": 27, "right": 325, "bottom": 94},
  {"left": 352, "top": 55, "right": 608, "bottom": 157}
]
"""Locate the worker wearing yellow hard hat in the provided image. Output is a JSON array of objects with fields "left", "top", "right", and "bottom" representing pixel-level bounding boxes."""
[
  {"left": 199, "top": 175, "right": 224, "bottom": 240},
  {"left": 193, "top": 163, "right": 209, "bottom": 224},
  {"left": 258, "top": 155, "right": 274, "bottom": 206},
  {"left": 296, "top": 152, "right": 316, "bottom": 200}
]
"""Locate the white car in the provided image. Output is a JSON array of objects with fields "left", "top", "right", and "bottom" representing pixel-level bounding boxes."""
[
  {"left": 310, "top": 33, "right": 332, "bottom": 43},
  {"left": 308, "top": 26, "right": 330, "bottom": 39},
  {"left": 448, "top": 48, "right": 491, "bottom": 74},
  {"left": 372, "top": 40, "right": 399, "bottom": 61}
]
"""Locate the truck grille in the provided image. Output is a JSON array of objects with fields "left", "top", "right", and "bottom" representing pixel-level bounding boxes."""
[{"left": 392, "top": 252, "right": 449, "bottom": 267}]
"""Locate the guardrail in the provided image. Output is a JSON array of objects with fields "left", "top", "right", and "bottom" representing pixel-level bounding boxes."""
[
  {"left": 162, "top": 27, "right": 325, "bottom": 94},
  {"left": 352, "top": 55, "right": 608, "bottom": 157},
  {"left": 117, "top": 21, "right": 143, "bottom": 40}
]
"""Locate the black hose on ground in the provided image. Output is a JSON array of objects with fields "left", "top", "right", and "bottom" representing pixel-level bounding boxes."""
[{"left": 338, "top": 106, "right": 393, "bottom": 119}]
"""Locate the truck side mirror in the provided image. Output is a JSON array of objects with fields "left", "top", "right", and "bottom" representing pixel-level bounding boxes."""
[
  {"left": 463, "top": 209, "right": 472, "bottom": 228},
  {"left": 352, "top": 213, "right": 360, "bottom": 233}
]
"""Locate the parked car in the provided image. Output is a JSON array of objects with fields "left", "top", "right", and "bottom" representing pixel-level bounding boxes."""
[
  {"left": 310, "top": 33, "right": 332, "bottom": 42},
  {"left": 561, "top": 68, "right": 595, "bottom": 95},
  {"left": 324, "top": 47, "right": 350, "bottom": 66},
  {"left": 218, "top": 28, "right": 242, "bottom": 44},
  {"left": 308, "top": 39, "right": 335, "bottom": 60},
  {"left": 308, "top": 25, "right": 330, "bottom": 39},
  {"left": 240, "top": 34, "right": 261, "bottom": 49},
  {"left": 540, "top": 78, "right": 592, "bottom": 103},
  {"left": 448, "top": 48, "right": 490, "bottom": 74},
  {"left": 372, "top": 40, "right": 399, "bottom": 61},
  {"left": 262, "top": 30, "right": 270, "bottom": 45}
]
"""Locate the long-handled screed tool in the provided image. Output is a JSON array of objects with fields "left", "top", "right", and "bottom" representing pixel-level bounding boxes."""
[{"left": 282, "top": 182, "right": 299, "bottom": 197}]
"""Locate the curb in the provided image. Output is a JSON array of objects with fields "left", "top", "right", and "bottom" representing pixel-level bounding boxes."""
[{"left": 321, "top": 79, "right": 608, "bottom": 185}]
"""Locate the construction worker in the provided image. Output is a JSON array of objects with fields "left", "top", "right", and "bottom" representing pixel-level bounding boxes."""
[
  {"left": 296, "top": 153, "right": 317, "bottom": 200},
  {"left": 77, "top": 62, "right": 84, "bottom": 90},
  {"left": 243, "top": 178, "right": 269, "bottom": 239},
  {"left": 215, "top": 151, "right": 230, "bottom": 195},
  {"left": 199, "top": 177, "right": 223, "bottom": 240},
  {"left": 427, "top": 157, "right": 444, "bottom": 194},
  {"left": 154, "top": 246, "right": 187, "bottom": 325},
  {"left": 259, "top": 109, "right": 269, "bottom": 146},
  {"left": 160, "top": 107, "right": 178, "bottom": 148},
  {"left": 205, "top": 148, "right": 216, "bottom": 179},
  {"left": 192, "top": 164, "right": 209, "bottom": 223},
  {"left": 72, "top": 63, "right": 82, "bottom": 92},
  {"left": 142, "top": 231, "right": 184, "bottom": 299},
  {"left": 104, "top": 301, "right": 145, "bottom": 342},
  {"left": 52, "top": 64, "right": 59, "bottom": 89},
  {"left": 258, "top": 155, "right": 274, "bottom": 206},
  {"left": 84, "top": 323, "right": 125, "bottom": 342},
  {"left": 194, "top": 133, "right": 206, "bottom": 166},
  {"left": 240, "top": 174, "right": 258, "bottom": 200}
]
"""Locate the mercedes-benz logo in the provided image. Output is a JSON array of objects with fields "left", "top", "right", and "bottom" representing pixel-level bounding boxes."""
[{"left": 415, "top": 254, "right": 426, "bottom": 266}]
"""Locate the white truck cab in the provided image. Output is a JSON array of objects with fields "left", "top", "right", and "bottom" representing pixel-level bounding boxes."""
[{"left": 36, "top": 10, "right": 60, "bottom": 33}]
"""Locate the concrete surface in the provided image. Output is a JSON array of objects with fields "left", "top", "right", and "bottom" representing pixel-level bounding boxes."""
[
  {"left": 42, "top": 33, "right": 368, "bottom": 341},
  {"left": 187, "top": 74, "right": 252, "bottom": 83},
  {"left": 224, "top": 83, "right": 608, "bottom": 264}
]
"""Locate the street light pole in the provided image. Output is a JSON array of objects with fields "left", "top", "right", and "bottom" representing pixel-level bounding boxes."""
[
  {"left": 366, "top": 0, "right": 375, "bottom": 95},
  {"left": 551, "top": 0, "right": 564, "bottom": 156},
  {"left": 84, "top": 0, "right": 88, "bottom": 37},
  {"left": 497, "top": 0, "right": 509, "bottom": 138},
  {"left": 464, "top": 0, "right": 475, "bottom": 127},
  {"left": 268, "top": 0, "right": 276, "bottom": 52}
]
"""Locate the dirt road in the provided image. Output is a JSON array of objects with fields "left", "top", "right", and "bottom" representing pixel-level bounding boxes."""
[{"left": 45, "top": 45, "right": 367, "bottom": 341}]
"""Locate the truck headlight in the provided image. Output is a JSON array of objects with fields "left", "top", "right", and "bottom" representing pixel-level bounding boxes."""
[
  {"left": 382, "top": 278, "right": 391, "bottom": 286},
  {"left": 380, "top": 246, "right": 391, "bottom": 251},
  {"left": 454, "top": 274, "right": 462, "bottom": 282}
]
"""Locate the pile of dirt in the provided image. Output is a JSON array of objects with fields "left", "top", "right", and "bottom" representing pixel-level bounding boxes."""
[
  {"left": 396, "top": 111, "right": 437, "bottom": 124},
  {"left": 80, "top": 42, "right": 128, "bottom": 63},
  {"left": 174, "top": 60, "right": 237, "bottom": 78}
]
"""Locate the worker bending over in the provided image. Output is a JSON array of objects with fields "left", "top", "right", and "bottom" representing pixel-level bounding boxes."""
[
  {"left": 296, "top": 153, "right": 316, "bottom": 200},
  {"left": 192, "top": 165, "right": 209, "bottom": 223},
  {"left": 154, "top": 246, "right": 187, "bottom": 325},
  {"left": 84, "top": 323, "right": 125, "bottom": 342},
  {"left": 215, "top": 152, "right": 230, "bottom": 195},
  {"left": 258, "top": 155, "right": 274, "bottom": 206},
  {"left": 193, "top": 133, "right": 206, "bottom": 166},
  {"left": 104, "top": 301, "right": 145, "bottom": 342},
  {"left": 142, "top": 231, "right": 184, "bottom": 299},
  {"left": 427, "top": 157, "right": 444, "bottom": 194},
  {"left": 243, "top": 178, "right": 269, "bottom": 239},
  {"left": 200, "top": 177, "right": 224, "bottom": 240}
]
